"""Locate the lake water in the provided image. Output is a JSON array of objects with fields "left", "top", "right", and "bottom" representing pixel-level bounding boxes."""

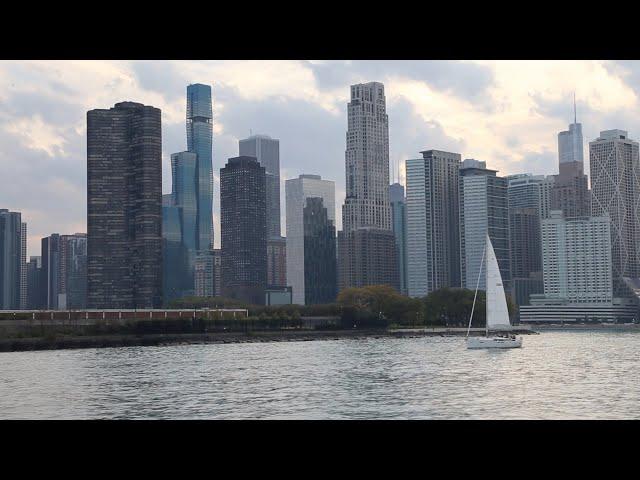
[{"left": 1, "top": 330, "right": 638, "bottom": 419}]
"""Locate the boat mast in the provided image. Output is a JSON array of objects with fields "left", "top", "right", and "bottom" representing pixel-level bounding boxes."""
[
  {"left": 465, "top": 239, "right": 486, "bottom": 339},
  {"left": 485, "top": 236, "right": 489, "bottom": 338}
]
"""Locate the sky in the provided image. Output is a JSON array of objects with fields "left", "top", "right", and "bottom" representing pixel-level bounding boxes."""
[{"left": 1, "top": 59, "right": 639, "bottom": 257}]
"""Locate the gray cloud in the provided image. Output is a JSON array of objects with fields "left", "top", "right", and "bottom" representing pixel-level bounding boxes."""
[{"left": 305, "top": 60, "right": 495, "bottom": 100}]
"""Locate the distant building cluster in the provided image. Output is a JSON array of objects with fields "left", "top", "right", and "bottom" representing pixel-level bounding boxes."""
[{"left": 2, "top": 80, "right": 640, "bottom": 323}]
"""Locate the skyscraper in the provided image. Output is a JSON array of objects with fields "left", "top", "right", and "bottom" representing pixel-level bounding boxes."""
[
  {"left": 239, "top": 135, "right": 281, "bottom": 239},
  {"left": 338, "top": 82, "right": 398, "bottom": 292},
  {"left": 552, "top": 110, "right": 590, "bottom": 218},
  {"left": 186, "top": 84, "right": 214, "bottom": 252},
  {"left": 590, "top": 129, "right": 640, "bottom": 293},
  {"left": 285, "top": 174, "right": 336, "bottom": 305},
  {"left": 406, "top": 150, "right": 461, "bottom": 297},
  {"left": 0, "top": 209, "right": 24, "bottom": 310},
  {"left": 220, "top": 156, "right": 267, "bottom": 305},
  {"left": 60, "top": 233, "right": 87, "bottom": 310},
  {"left": 458, "top": 159, "right": 510, "bottom": 291},
  {"left": 507, "top": 172, "right": 554, "bottom": 306},
  {"left": 390, "top": 183, "right": 408, "bottom": 295},
  {"left": 171, "top": 151, "right": 198, "bottom": 250},
  {"left": 19, "top": 222, "right": 26, "bottom": 309},
  {"left": 87, "top": 101, "right": 162, "bottom": 309}
]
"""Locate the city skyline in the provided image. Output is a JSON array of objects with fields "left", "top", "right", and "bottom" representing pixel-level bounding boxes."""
[{"left": 3, "top": 60, "right": 640, "bottom": 256}]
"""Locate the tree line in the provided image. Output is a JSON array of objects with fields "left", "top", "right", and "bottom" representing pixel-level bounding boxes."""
[{"left": 169, "top": 286, "right": 516, "bottom": 329}]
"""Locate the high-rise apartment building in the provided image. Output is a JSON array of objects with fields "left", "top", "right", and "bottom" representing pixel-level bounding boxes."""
[
  {"left": 220, "top": 156, "right": 267, "bottom": 305},
  {"left": 87, "top": 101, "right": 162, "bottom": 309},
  {"left": 541, "top": 210, "right": 612, "bottom": 303},
  {"left": 239, "top": 135, "right": 281, "bottom": 239},
  {"left": 186, "top": 84, "right": 214, "bottom": 252},
  {"left": 406, "top": 150, "right": 461, "bottom": 297},
  {"left": 285, "top": 174, "right": 336, "bottom": 304},
  {"left": 458, "top": 159, "right": 510, "bottom": 291},
  {"left": 390, "top": 183, "right": 408, "bottom": 295},
  {"left": 552, "top": 116, "right": 590, "bottom": 218},
  {"left": 0, "top": 209, "right": 25, "bottom": 310},
  {"left": 338, "top": 82, "right": 398, "bottom": 292},
  {"left": 589, "top": 129, "right": 640, "bottom": 293}
]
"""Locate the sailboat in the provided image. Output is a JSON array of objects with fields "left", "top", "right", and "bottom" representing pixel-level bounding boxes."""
[{"left": 466, "top": 233, "right": 522, "bottom": 349}]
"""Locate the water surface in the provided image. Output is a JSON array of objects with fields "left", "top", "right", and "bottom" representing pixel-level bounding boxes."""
[{"left": 0, "top": 331, "right": 637, "bottom": 419}]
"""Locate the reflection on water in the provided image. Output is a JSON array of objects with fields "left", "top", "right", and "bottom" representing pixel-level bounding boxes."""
[{"left": 1, "top": 331, "right": 639, "bottom": 419}]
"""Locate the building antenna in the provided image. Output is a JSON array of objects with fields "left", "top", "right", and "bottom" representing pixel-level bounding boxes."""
[{"left": 573, "top": 91, "right": 577, "bottom": 124}]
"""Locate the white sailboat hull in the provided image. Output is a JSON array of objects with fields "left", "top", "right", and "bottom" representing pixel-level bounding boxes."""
[{"left": 466, "top": 336, "right": 522, "bottom": 349}]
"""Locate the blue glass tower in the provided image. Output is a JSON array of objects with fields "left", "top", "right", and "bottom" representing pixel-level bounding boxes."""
[
  {"left": 171, "top": 152, "right": 198, "bottom": 250},
  {"left": 186, "top": 84, "right": 213, "bottom": 251}
]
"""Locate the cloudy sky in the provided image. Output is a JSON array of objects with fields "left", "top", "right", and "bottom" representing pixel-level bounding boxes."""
[{"left": 1, "top": 60, "right": 639, "bottom": 256}]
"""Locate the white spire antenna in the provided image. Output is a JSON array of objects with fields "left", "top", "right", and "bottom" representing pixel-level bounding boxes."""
[{"left": 573, "top": 92, "right": 577, "bottom": 124}]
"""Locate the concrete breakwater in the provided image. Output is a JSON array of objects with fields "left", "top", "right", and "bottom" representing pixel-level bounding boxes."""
[{"left": 0, "top": 327, "right": 537, "bottom": 353}]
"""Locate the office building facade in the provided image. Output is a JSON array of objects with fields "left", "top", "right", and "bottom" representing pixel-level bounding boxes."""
[
  {"left": 338, "top": 82, "right": 398, "bottom": 292},
  {"left": 186, "top": 84, "right": 214, "bottom": 251},
  {"left": 267, "top": 237, "right": 287, "bottom": 288},
  {"left": 0, "top": 209, "right": 25, "bottom": 309},
  {"left": 406, "top": 150, "right": 461, "bottom": 297},
  {"left": 459, "top": 159, "right": 510, "bottom": 291},
  {"left": 390, "top": 183, "right": 408, "bottom": 295},
  {"left": 239, "top": 135, "right": 281, "bottom": 239},
  {"left": 87, "top": 101, "right": 162, "bottom": 309},
  {"left": 285, "top": 174, "right": 336, "bottom": 304},
  {"left": 541, "top": 210, "right": 612, "bottom": 303},
  {"left": 220, "top": 156, "right": 267, "bottom": 305},
  {"left": 552, "top": 120, "right": 590, "bottom": 218},
  {"left": 589, "top": 130, "right": 640, "bottom": 293}
]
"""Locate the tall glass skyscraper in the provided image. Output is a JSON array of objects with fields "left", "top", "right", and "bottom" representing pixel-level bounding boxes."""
[
  {"left": 170, "top": 151, "right": 198, "bottom": 250},
  {"left": 186, "top": 84, "right": 214, "bottom": 252}
]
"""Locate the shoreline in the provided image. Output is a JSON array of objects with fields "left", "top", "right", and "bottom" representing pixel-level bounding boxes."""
[{"left": 0, "top": 327, "right": 536, "bottom": 353}]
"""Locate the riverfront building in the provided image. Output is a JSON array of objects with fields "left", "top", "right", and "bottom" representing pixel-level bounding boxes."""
[
  {"left": 220, "top": 156, "right": 267, "bottom": 305},
  {"left": 589, "top": 129, "right": 640, "bottom": 295},
  {"left": 406, "top": 150, "right": 461, "bottom": 297},
  {"left": 285, "top": 174, "right": 336, "bottom": 305},
  {"left": 239, "top": 134, "right": 281, "bottom": 240},
  {"left": 87, "top": 101, "right": 163, "bottom": 309},
  {"left": 0, "top": 209, "right": 26, "bottom": 310},
  {"left": 338, "top": 82, "right": 398, "bottom": 293}
]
